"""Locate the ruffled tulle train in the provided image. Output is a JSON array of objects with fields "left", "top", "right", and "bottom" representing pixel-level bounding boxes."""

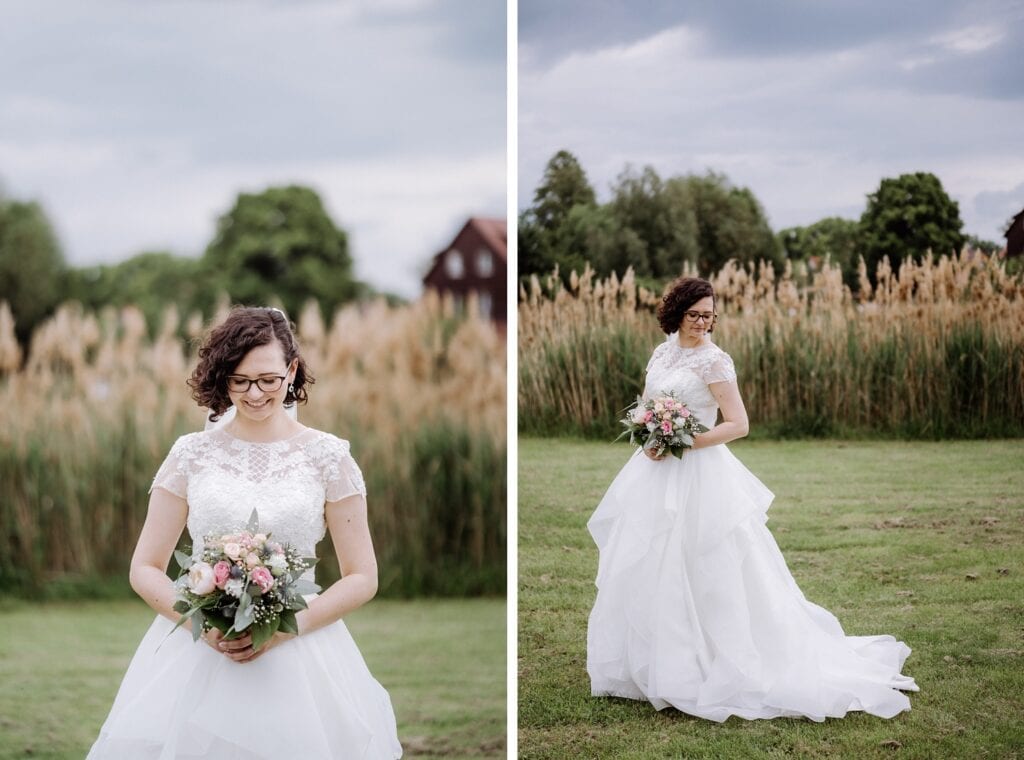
[
  {"left": 587, "top": 444, "right": 918, "bottom": 723},
  {"left": 88, "top": 601, "right": 402, "bottom": 759}
]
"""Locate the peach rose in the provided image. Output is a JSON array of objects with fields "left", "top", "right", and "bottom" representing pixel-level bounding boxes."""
[{"left": 187, "top": 562, "right": 216, "bottom": 595}]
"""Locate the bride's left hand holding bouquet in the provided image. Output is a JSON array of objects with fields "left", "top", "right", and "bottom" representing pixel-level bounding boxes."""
[{"left": 167, "top": 509, "right": 320, "bottom": 652}]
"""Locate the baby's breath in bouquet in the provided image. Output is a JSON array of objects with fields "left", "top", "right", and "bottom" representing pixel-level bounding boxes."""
[
  {"left": 170, "top": 509, "right": 319, "bottom": 651},
  {"left": 617, "top": 392, "right": 710, "bottom": 459}
]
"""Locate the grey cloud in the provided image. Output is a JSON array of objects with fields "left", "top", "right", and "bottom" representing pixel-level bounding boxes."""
[{"left": 973, "top": 182, "right": 1024, "bottom": 238}]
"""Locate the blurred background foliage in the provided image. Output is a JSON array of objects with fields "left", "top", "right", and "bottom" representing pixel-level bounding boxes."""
[
  {"left": 1, "top": 184, "right": 374, "bottom": 344},
  {"left": 0, "top": 185, "right": 506, "bottom": 601}
]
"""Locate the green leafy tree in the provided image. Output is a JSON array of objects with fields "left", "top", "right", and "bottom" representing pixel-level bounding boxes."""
[
  {"left": 778, "top": 216, "right": 860, "bottom": 288},
  {"left": 610, "top": 166, "right": 698, "bottom": 278},
  {"left": 963, "top": 234, "right": 1001, "bottom": 255},
  {"left": 65, "top": 252, "right": 220, "bottom": 334},
  {"left": 202, "top": 185, "right": 363, "bottom": 321},
  {"left": 859, "top": 172, "right": 965, "bottom": 277},
  {"left": 518, "top": 210, "right": 554, "bottom": 278},
  {"left": 519, "top": 150, "right": 599, "bottom": 279},
  {"left": 529, "top": 150, "right": 597, "bottom": 233},
  {"left": 0, "top": 197, "right": 65, "bottom": 345},
  {"left": 561, "top": 203, "right": 646, "bottom": 278},
  {"left": 680, "top": 172, "right": 782, "bottom": 275}
]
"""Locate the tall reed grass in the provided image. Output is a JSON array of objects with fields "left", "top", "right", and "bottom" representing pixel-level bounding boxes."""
[
  {"left": 0, "top": 293, "right": 506, "bottom": 598},
  {"left": 519, "top": 252, "right": 1024, "bottom": 439}
]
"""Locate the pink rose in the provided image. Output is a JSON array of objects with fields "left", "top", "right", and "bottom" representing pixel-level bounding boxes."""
[
  {"left": 661, "top": 420, "right": 672, "bottom": 434},
  {"left": 679, "top": 407, "right": 690, "bottom": 418},
  {"left": 212, "top": 560, "right": 232, "bottom": 589},
  {"left": 643, "top": 411, "right": 653, "bottom": 423},
  {"left": 250, "top": 566, "right": 274, "bottom": 594}
]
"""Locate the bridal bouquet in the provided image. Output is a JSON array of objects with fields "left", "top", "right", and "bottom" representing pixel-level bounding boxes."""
[
  {"left": 617, "top": 393, "right": 709, "bottom": 459},
  {"left": 170, "top": 509, "right": 319, "bottom": 651}
]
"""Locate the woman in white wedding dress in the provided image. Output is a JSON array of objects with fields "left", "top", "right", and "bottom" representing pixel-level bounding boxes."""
[
  {"left": 88, "top": 306, "right": 402, "bottom": 759},
  {"left": 587, "top": 277, "right": 918, "bottom": 723}
]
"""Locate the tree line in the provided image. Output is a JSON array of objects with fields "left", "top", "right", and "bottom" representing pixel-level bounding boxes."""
[
  {"left": 519, "top": 150, "right": 997, "bottom": 289},
  {"left": 0, "top": 184, "right": 370, "bottom": 347}
]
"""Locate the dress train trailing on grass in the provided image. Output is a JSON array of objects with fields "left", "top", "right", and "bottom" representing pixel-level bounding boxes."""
[{"left": 587, "top": 337, "right": 919, "bottom": 722}]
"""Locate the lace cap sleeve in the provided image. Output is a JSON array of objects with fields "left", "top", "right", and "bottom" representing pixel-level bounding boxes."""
[
  {"left": 703, "top": 348, "right": 737, "bottom": 384},
  {"left": 645, "top": 338, "right": 671, "bottom": 373},
  {"left": 150, "top": 434, "right": 194, "bottom": 498},
  {"left": 321, "top": 436, "right": 368, "bottom": 503}
]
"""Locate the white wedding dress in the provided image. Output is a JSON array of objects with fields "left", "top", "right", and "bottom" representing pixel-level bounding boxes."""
[
  {"left": 88, "top": 426, "right": 403, "bottom": 759},
  {"left": 587, "top": 337, "right": 919, "bottom": 722}
]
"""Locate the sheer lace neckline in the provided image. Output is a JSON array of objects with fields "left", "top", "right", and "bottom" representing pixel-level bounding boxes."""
[
  {"left": 668, "top": 339, "right": 717, "bottom": 352},
  {"left": 216, "top": 425, "right": 312, "bottom": 446}
]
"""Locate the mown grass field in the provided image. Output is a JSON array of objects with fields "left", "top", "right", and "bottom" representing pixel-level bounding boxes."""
[
  {"left": 0, "top": 597, "right": 505, "bottom": 759},
  {"left": 519, "top": 437, "right": 1024, "bottom": 759}
]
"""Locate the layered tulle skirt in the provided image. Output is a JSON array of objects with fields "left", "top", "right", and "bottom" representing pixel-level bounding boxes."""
[
  {"left": 587, "top": 444, "right": 918, "bottom": 722},
  {"left": 88, "top": 603, "right": 402, "bottom": 759}
]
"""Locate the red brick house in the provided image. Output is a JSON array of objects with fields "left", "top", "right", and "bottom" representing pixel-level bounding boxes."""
[
  {"left": 1005, "top": 208, "right": 1024, "bottom": 258},
  {"left": 423, "top": 217, "right": 506, "bottom": 324}
]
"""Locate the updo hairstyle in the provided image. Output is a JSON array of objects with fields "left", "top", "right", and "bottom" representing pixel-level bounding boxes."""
[
  {"left": 656, "top": 277, "right": 717, "bottom": 335},
  {"left": 188, "top": 306, "right": 314, "bottom": 421}
]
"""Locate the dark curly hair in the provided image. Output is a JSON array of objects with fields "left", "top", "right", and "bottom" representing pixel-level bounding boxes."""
[
  {"left": 657, "top": 277, "right": 717, "bottom": 334},
  {"left": 188, "top": 306, "right": 314, "bottom": 422}
]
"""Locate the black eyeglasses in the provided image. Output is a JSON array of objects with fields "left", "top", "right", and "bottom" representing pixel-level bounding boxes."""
[
  {"left": 226, "top": 374, "right": 287, "bottom": 393},
  {"left": 683, "top": 311, "right": 717, "bottom": 324}
]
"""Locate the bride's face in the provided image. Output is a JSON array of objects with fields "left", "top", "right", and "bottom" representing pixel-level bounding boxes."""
[
  {"left": 682, "top": 295, "right": 716, "bottom": 340},
  {"left": 226, "top": 340, "right": 297, "bottom": 424}
]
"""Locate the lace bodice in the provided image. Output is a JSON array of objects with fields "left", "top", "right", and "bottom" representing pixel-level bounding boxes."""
[
  {"left": 150, "top": 427, "right": 366, "bottom": 577},
  {"left": 642, "top": 336, "right": 737, "bottom": 428}
]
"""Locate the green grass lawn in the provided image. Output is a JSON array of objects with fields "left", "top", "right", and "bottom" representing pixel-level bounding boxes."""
[
  {"left": 0, "top": 597, "right": 505, "bottom": 760},
  {"left": 519, "top": 438, "right": 1024, "bottom": 759}
]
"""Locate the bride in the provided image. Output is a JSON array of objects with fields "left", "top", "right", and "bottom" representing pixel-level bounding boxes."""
[
  {"left": 88, "top": 306, "right": 402, "bottom": 758},
  {"left": 586, "top": 277, "right": 919, "bottom": 722}
]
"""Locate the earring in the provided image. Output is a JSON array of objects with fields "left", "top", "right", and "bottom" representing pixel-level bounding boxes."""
[{"left": 288, "top": 383, "right": 295, "bottom": 396}]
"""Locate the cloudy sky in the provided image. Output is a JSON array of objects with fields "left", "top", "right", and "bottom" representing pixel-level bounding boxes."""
[
  {"left": 0, "top": 0, "right": 505, "bottom": 298},
  {"left": 519, "top": 0, "right": 1024, "bottom": 243}
]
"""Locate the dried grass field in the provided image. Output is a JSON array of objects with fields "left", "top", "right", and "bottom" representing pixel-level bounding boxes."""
[
  {"left": 0, "top": 294, "right": 506, "bottom": 598},
  {"left": 519, "top": 252, "right": 1024, "bottom": 439}
]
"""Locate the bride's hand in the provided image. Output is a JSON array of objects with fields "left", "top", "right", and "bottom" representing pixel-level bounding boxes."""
[
  {"left": 202, "top": 628, "right": 255, "bottom": 662},
  {"left": 235, "top": 631, "right": 297, "bottom": 663}
]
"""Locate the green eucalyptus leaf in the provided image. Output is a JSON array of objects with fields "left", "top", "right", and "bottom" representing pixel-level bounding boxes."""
[
  {"left": 173, "top": 550, "right": 193, "bottom": 571},
  {"left": 291, "top": 579, "right": 321, "bottom": 596},
  {"left": 278, "top": 610, "right": 299, "bottom": 635},
  {"left": 250, "top": 620, "right": 276, "bottom": 651},
  {"left": 247, "top": 509, "right": 260, "bottom": 533}
]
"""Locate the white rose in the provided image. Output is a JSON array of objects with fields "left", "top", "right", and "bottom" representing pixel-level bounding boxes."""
[
  {"left": 223, "top": 542, "right": 242, "bottom": 560},
  {"left": 224, "top": 578, "right": 245, "bottom": 598},
  {"left": 187, "top": 562, "right": 217, "bottom": 595},
  {"left": 629, "top": 407, "right": 647, "bottom": 424}
]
